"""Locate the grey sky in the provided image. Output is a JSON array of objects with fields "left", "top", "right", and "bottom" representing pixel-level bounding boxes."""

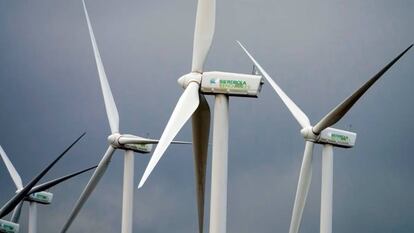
[{"left": 0, "top": 0, "right": 413, "bottom": 232}]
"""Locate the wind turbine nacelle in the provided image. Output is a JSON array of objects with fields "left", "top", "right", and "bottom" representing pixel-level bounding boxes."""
[
  {"left": 123, "top": 144, "right": 153, "bottom": 154},
  {"left": 0, "top": 219, "right": 19, "bottom": 233},
  {"left": 317, "top": 127, "right": 357, "bottom": 148},
  {"left": 200, "top": 71, "right": 263, "bottom": 97},
  {"left": 27, "top": 191, "right": 53, "bottom": 204}
]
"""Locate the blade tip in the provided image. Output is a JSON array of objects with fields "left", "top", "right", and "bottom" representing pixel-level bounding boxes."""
[
  {"left": 137, "top": 174, "right": 148, "bottom": 189},
  {"left": 237, "top": 40, "right": 245, "bottom": 49},
  {"left": 137, "top": 180, "right": 145, "bottom": 189},
  {"left": 78, "top": 132, "right": 87, "bottom": 140}
]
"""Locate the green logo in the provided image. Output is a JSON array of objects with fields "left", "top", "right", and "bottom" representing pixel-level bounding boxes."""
[
  {"left": 331, "top": 133, "right": 349, "bottom": 143},
  {"left": 219, "top": 80, "right": 247, "bottom": 90}
]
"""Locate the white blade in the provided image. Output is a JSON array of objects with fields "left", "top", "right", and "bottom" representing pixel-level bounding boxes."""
[
  {"left": 61, "top": 146, "right": 116, "bottom": 233},
  {"left": 170, "top": 140, "right": 193, "bottom": 145},
  {"left": 82, "top": 0, "right": 119, "bottom": 133},
  {"left": 191, "top": 0, "right": 216, "bottom": 73},
  {"left": 192, "top": 95, "right": 210, "bottom": 233},
  {"left": 0, "top": 146, "right": 23, "bottom": 190},
  {"left": 289, "top": 141, "right": 314, "bottom": 233},
  {"left": 138, "top": 82, "right": 200, "bottom": 188},
  {"left": 313, "top": 44, "right": 413, "bottom": 134},
  {"left": 238, "top": 41, "right": 311, "bottom": 129}
]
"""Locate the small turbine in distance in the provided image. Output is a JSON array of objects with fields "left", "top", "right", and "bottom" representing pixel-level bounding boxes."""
[{"left": 0, "top": 133, "right": 88, "bottom": 233}]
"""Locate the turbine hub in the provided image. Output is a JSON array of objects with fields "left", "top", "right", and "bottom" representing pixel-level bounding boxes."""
[
  {"left": 107, "top": 133, "right": 122, "bottom": 148},
  {"left": 300, "top": 127, "right": 318, "bottom": 141},
  {"left": 177, "top": 72, "right": 202, "bottom": 89}
]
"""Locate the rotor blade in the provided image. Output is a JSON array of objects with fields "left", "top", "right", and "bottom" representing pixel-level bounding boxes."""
[
  {"left": 138, "top": 82, "right": 201, "bottom": 188},
  {"left": 289, "top": 141, "right": 314, "bottom": 233},
  {"left": 191, "top": 95, "right": 210, "bottom": 233},
  {"left": 82, "top": 0, "right": 119, "bottom": 133},
  {"left": 171, "top": 140, "right": 192, "bottom": 145},
  {"left": 28, "top": 166, "right": 97, "bottom": 195},
  {"left": 61, "top": 146, "right": 116, "bottom": 233},
  {"left": 10, "top": 202, "right": 23, "bottom": 223},
  {"left": 0, "top": 146, "right": 23, "bottom": 190},
  {"left": 237, "top": 41, "right": 311, "bottom": 129},
  {"left": 0, "top": 132, "right": 86, "bottom": 218},
  {"left": 191, "top": 0, "right": 216, "bottom": 73},
  {"left": 313, "top": 44, "right": 413, "bottom": 134}
]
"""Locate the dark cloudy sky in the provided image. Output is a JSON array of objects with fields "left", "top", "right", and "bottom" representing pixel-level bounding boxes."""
[{"left": 0, "top": 0, "right": 413, "bottom": 232}]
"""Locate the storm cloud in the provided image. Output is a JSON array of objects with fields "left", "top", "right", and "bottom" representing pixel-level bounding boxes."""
[{"left": 0, "top": 0, "right": 413, "bottom": 233}]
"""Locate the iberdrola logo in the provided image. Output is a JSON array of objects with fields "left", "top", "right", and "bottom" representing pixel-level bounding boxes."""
[
  {"left": 219, "top": 79, "right": 248, "bottom": 90},
  {"left": 210, "top": 78, "right": 218, "bottom": 85},
  {"left": 330, "top": 133, "right": 350, "bottom": 144}
]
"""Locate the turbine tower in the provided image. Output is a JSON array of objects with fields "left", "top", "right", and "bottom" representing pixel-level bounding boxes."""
[
  {"left": 137, "top": 1, "right": 263, "bottom": 233},
  {"left": 0, "top": 133, "right": 86, "bottom": 233},
  {"left": 61, "top": 1, "right": 189, "bottom": 233},
  {"left": 238, "top": 42, "right": 412, "bottom": 233}
]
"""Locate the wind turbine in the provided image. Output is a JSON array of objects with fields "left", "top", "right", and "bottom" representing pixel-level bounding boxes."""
[
  {"left": 0, "top": 145, "right": 96, "bottom": 233},
  {"left": 238, "top": 42, "right": 413, "bottom": 233},
  {"left": 61, "top": 1, "right": 189, "bottom": 233},
  {"left": 0, "top": 133, "right": 86, "bottom": 233},
  {"left": 137, "top": 1, "right": 263, "bottom": 233}
]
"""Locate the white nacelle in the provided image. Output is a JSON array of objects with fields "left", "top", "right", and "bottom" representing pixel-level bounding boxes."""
[
  {"left": 317, "top": 127, "right": 357, "bottom": 148},
  {"left": 0, "top": 219, "right": 19, "bottom": 233},
  {"left": 123, "top": 143, "right": 153, "bottom": 154},
  {"left": 27, "top": 191, "right": 53, "bottom": 204},
  {"left": 200, "top": 71, "right": 263, "bottom": 97}
]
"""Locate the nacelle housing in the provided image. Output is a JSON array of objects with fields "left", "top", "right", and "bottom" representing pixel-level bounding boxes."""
[
  {"left": 0, "top": 219, "right": 19, "bottom": 233},
  {"left": 123, "top": 144, "right": 153, "bottom": 154},
  {"left": 201, "top": 71, "right": 263, "bottom": 97},
  {"left": 317, "top": 127, "right": 356, "bottom": 148},
  {"left": 27, "top": 191, "right": 53, "bottom": 204}
]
